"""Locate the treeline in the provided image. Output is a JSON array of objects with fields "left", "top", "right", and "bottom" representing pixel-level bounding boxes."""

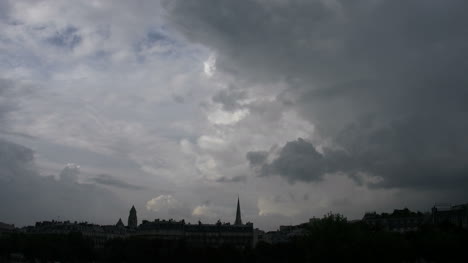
[
  {"left": 281, "top": 213, "right": 468, "bottom": 262},
  {"left": 2, "top": 213, "right": 468, "bottom": 262}
]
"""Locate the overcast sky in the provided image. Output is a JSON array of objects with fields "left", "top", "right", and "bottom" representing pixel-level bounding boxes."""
[{"left": 1, "top": 0, "right": 468, "bottom": 231}]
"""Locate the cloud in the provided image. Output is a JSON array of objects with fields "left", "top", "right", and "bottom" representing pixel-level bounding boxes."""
[
  {"left": 165, "top": 0, "right": 468, "bottom": 193},
  {"left": 146, "top": 195, "right": 182, "bottom": 212},
  {"left": 2, "top": 0, "right": 467, "bottom": 230},
  {"left": 0, "top": 0, "right": 11, "bottom": 21},
  {"left": 215, "top": 175, "right": 246, "bottom": 183},
  {"left": 0, "top": 79, "right": 20, "bottom": 126},
  {"left": 59, "top": 163, "right": 80, "bottom": 183},
  {"left": 248, "top": 138, "right": 328, "bottom": 183},
  {"left": 203, "top": 54, "right": 216, "bottom": 77},
  {"left": 246, "top": 151, "right": 268, "bottom": 167},
  {"left": 333, "top": 119, "right": 468, "bottom": 190},
  {"left": 91, "top": 174, "right": 145, "bottom": 190},
  {"left": 212, "top": 86, "right": 247, "bottom": 111},
  {"left": 206, "top": 107, "right": 250, "bottom": 125},
  {"left": 46, "top": 26, "right": 82, "bottom": 50},
  {"left": 0, "top": 139, "right": 123, "bottom": 226},
  {"left": 248, "top": 134, "right": 468, "bottom": 192},
  {"left": 257, "top": 196, "right": 301, "bottom": 217},
  {"left": 192, "top": 205, "right": 216, "bottom": 217}
]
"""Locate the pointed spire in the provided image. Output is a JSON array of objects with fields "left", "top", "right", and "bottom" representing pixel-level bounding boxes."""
[{"left": 235, "top": 196, "right": 242, "bottom": 225}]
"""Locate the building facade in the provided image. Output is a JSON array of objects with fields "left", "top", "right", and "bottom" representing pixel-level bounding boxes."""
[
  {"left": 0, "top": 222, "right": 15, "bottom": 237},
  {"left": 432, "top": 203, "right": 468, "bottom": 228},
  {"left": 136, "top": 198, "right": 253, "bottom": 248},
  {"left": 137, "top": 219, "right": 253, "bottom": 249},
  {"left": 362, "top": 208, "right": 430, "bottom": 232}
]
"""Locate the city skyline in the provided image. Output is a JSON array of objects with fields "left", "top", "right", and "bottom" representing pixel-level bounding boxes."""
[{"left": 2, "top": 196, "right": 462, "bottom": 231}]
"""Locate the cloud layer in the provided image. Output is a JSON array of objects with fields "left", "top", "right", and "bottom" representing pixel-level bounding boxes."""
[
  {"left": 1, "top": 0, "right": 467, "bottom": 230},
  {"left": 165, "top": 0, "right": 468, "bottom": 193},
  {"left": 0, "top": 139, "right": 123, "bottom": 226}
]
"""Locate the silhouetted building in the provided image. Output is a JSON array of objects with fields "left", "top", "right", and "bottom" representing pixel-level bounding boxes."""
[
  {"left": 137, "top": 198, "right": 254, "bottom": 248},
  {"left": 24, "top": 220, "right": 130, "bottom": 248},
  {"left": 138, "top": 219, "right": 253, "bottom": 248},
  {"left": 432, "top": 203, "right": 468, "bottom": 228},
  {"left": 116, "top": 218, "right": 124, "bottom": 227},
  {"left": 0, "top": 222, "right": 15, "bottom": 236},
  {"left": 21, "top": 200, "right": 254, "bottom": 249},
  {"left": 362, "top": 208, "right": 430, "bottom": 232},
  {"left": 235, "top": 197, "right": 243, "bottom": 225},
  {"left": 263, "top": 222, "right": 309, "bottom": 244},
  {"left": 253, "top": 228, "right": 265, "bottom": 246},
  {"left": 128, "top": 205, "right": 137, "bottom": 228}
]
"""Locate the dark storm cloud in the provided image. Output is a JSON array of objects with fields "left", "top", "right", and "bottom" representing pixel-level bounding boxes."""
[
  {"left": 253, "top": 138, "right": 327, "bottom": 182},
  {"left": 248, "top": 133, "right": 468, "bottom": 191},
  {"left": 163, "top": 0, "right": 468, "bottom": 86},
  {"left": 248, "top": 138, "right": 346, "bottom": 183},
  {"left": 165, "top": 0, "right": 468, "bottom": 191},
  {"left": 0, "top": 139, "right": 123, "bottom": 226},
  {"left": 334, "top": 118, "right": 468, "bottom": 190},
  {"left": 246, "top": 151, "right": 268, "bottom": 167},
  {"left": 91, "top": 174, "right": 145, "bottom": 190}
]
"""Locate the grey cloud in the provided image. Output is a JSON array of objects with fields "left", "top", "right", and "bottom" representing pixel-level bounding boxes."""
[
  {"left": 164, "top": 0, "right": 468, "bottom": 87},
  {"left": 334, "top": 118, "right": 468, "bottom": 190},
  {"left": 0, "top": 139, "right": 123, "bottom": 226},
  {"left": 246, "top": 150, "right": 268, "bottom": 167},
  {"left": 262, "top": 138, "right": 326, "bottom": 182},
  {"left": 212, "top": 86, "right": 246, "bottom": 111},
  {"left": 47, "top": 26, "right": 82, "bottom": 49},
  {"left": 215, "top": 175, "right": 246, "bottom": 183},
  {"left": 139, "top": 31, "right": 174, "bottom": 49},
  {"left": 0, "top": 0, "right": 11, "bottom": 21},
  {"left": 0, "top": 139, "right": 35, "bottom": 176},
  {"left": 248, "top": 134, "right": 468, "bottom": 192},
  {"left": 0, "top": 130, "right": 37, "bottom": 140},
  {"left": 172, "top": 94, "right": 185, "bottom": 103},
  {"left": 91, "top": 174, "right": 145, "bottom": 190},
  {"left": 0, "top": 78, "right": 36, "bottom": 136},
  {"left": 167, "top": 1, "right": 468, "bottom": 191},
  {"left": 0, "top": 79, "right": 18, "bottom": 125},
  {"left": 59, "top": 164, "right": 80, "bottom": 183},
  {"left": 136, "top": 30, "right": 175, "bottom": 60},
  {"left": 248, "top": 138, "right": 332, "bottom": 183}
]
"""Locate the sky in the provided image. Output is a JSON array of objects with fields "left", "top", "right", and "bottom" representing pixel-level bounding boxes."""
[{"left": 1, "top": 0, "right": 468, "bottom": 231}]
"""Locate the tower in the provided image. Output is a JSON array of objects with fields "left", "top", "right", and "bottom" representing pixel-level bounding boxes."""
[
  {"left": 128, "top": 205, "right": 138, "bottom": 228},
  {"left": 234, "top": 196, "right": 243, "bottom": 225}
]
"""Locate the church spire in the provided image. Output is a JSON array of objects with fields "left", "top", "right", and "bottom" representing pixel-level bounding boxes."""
[{"left": 234, "top": 196, "right": 242, "bottom": 225}]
